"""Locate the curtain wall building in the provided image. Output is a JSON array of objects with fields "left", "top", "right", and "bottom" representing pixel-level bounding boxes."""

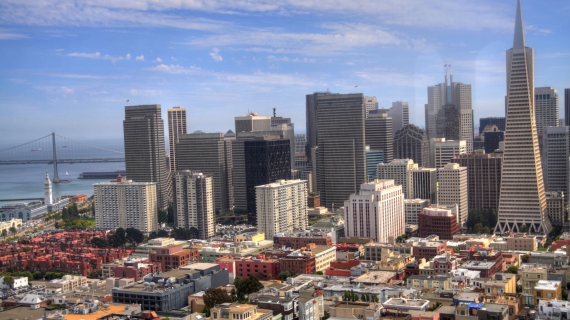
[
  {"left": 495, "top": 0, "right": 552, "bottom": 234},
  {"left": 123, "top": 104, "right": 169, "bottom": 209},
  {"left": 366, "top": 109, "right": 393, "bottom": 163},
  {"left": 306, "top": 91, "right": 340, "bottom": 163},
  {"left": 393, "top": 124, "right": 430, "bottom": 168}
]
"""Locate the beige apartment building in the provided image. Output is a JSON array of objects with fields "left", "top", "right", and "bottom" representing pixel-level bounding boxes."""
[
  {"left": 45, "top": 275, "right": 87, "bottom": 294},
  {"left": 506, "top": 233, "right": 537, "bottom": 251}
]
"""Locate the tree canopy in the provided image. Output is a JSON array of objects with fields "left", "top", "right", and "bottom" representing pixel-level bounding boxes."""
[
  {"left": 233, "top": 276, "right": 264, "bottom": 302},
  {"left": 202, "top": 288, "right": 234, "bottom": 316}
]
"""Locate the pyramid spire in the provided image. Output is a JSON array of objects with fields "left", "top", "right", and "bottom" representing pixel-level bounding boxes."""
[{"left": 513, "top": 0, "right": 526, "bottom": 49}]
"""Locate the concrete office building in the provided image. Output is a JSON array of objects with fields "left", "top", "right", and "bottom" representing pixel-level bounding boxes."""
[
  {"left": 411, "top": 168, "right": 438, "bottom": 204},
  {"left": 176, "top": 132, "right": 233, "bottom": 215},
  {"left": 451, "top": 151, "right": 502, "bottom": 212},
  {"left": 496, "top": 0, "right": 552, "bottom": 234},
  {"left": 542, "top": 126, "right": 569, "bottom": 198},
  {"left": 404, "top": 199, "right": 430, "bottom": 225},
  {"left": 437, "top": 163, "right": 468, "bottom": 228},
  {"left": 123, "top": 104, "right": 169, "bottom": 208},
  {"left": 430, "top": 138, "right": 467, "bottom": 168},
  {"left": 377, "top": 159, "right": 417, "bottom": 199},
  {"left": 306, "top": 91, "right": 340, "bottom": 162},
  {"left": 535, "top": 87, "right": 559, "bottom": 135},
  {"left": 235, "top": 112, "right": 271, "bottom": 133},
  {"left": 393, "top": 124, "right": 429, "bottom": 168},
  {"left": 94, "top": 178, "right": 158, "bottom": 233},
  {"left": 479, "top": 117, "right": 506, "bottom": 134},
  {"left": 364, "top": 96, "right": 378, "bottom": 117},
  {"left": 256, "top": 179, "right": 308, "bottom": 238},
  {"left": 167, "top": 107, "right": 187, "bottom": 172},
  {"left": 425, "top": 67, "right": 473, "bottom": 152},
  {"left": 366, "top": 147, "right": 384, "bottom": 181},
  {"left": 344, "top": 180, "right": 404, "bottom": 243},
  {"left": 388, "top": 101, "right": 410, "bottom": 135},
  {"left": 564, "top": 88, "right": 570, "bottom": 127},
  {"left": 244, "top": 138, "right": 291, "bottom": 224},
  {"left": 366, "top": 109, "right": 393, "bottom": 163},
  {"left": 173, "top": 171, "right": 215, "bottom": 239},
  {"left": 546, "top": 192, "right": 565, "bottom": 227},
  {"left": 316, "top": 93, "right": 366, "bottom": 210}
]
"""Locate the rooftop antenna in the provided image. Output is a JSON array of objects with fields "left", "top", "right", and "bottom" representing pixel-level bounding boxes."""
[{"left": 273, "top": 108, "right": 276, "bottom": 118}]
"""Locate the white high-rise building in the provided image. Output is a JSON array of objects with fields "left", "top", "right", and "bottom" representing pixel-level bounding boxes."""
[
  {"left": 496, "top": 0, "right": 552, "bottom": 234},
  {"left": 256, "top": 179, "right": 308, "bottom": 238},
  {"left": 411, "top": 168, "right": 438, "bottom": 204},
  {"left": 388, "top": 101, "right": 410, "bottom": 135},
  {"left": 542, "top": 126, "right": 569, "bottom": 199},
  {"left": 167, "top": 106, "right": 187, "bottom": 172},
  {"left": 344, "top": 179, "right": 404, "bottom": 243},
  {"left": 377, "top": 159, "right": 418, "bottom": 199},
  {"left": 404, "top": 199, "right": 430, "bottom": 225},
  {"left": 364, "top": 96, "right": 378, "bottom": 118},
  {"left": 437, "top": 163, "right": 468, "bottom": 228},
  {"left": 173, "top": 171, "right": 215, "bottom": 239},
  {"left": 534, "top": 87, "right": 559, "bottom": 135},
  {"left": 94, "top": 178, "right": 158, "bottom": 233},
  {"left": 44, "top": 172, "right": 53, "bottom": 205},
  {"left": 430, "top": 138, "right": 467, "bottom": 168}
]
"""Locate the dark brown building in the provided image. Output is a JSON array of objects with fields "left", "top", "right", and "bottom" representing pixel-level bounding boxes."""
[
  {"left": 279, "top": 256, "right": 316, "bottom": 275},
  {"left": 418, "top": 207, "right": 460, "bottom": 240},
  {"left": 273, "top": 233, "right": 332, "bottom": 249},
  {"left": 451, "top": 151, "right": 502, "bottom": 212},
  {"left": 308, "top": 194, "right": 320, "bottom": 208}
]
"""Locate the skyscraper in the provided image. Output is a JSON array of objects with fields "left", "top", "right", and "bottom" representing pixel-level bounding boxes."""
[
  {"left": 430, "top": 138, "right": 466, "bottom": 168},
  {"left": 377, "top": 159, "right": 417, "bottom": 199},
  {"left": 411, "top": 168, "right": 438, "bottom": 204},
  {"left": 479, "top": 117, "right": 506, "bottom": 134},
  {"left": 123, "top": 104, "right": 168, "bottom": 208},
  {"left": 437, "top": 163, "right": 468, "bottom": 228},
  {"left": 364, "top": 96, "right": 378, "bottom": 117},
  {"left": 388, "top": 101, "right": 410, "bottom": 135},
  {"left": 235, "top": 113, "right": 271, "bottom": 133},
  {"left": 167, "top": 107, "right": 187, "bottom": 172},
  {"left": 425, "top": 68, "right": 473, "bottom": 152},
  {"left": 176, "top": 132, "right": 234, "bottom": 215},
  {"left": 451, "top": 151, "right": 502, "bottom": 212},
  {"left": 271, "top": 122, "right": 295, "bottom": 170},
  {"left": 173, "top": 171, "right": 214, "bottom": 239},
  {"left": 495, "top": 0, "right": 551, "bottom": 234},
  {"left": 365, "top": 109, "right": 393, "bottom": 163},
  {"left": 542, "top": 126, "right": 569, "bottom": 199},
  {"left": 306, "top": 91, "right": 340, "bottom": 162},
  {"left": 256, "top": 179, "right": 308, "bottom": 238},
  {"left": 534, "top": 87, "right": 559, "bottom": 135},
  {"left": 393, "top": 124, "right": 430, "bottom": 168},
  {"left": 316, "top": 93, "right": 366, "bottom": 209},
  {"left": 344, "top": 179, "right": 404, "bottom": 243},
  {"left": 564, "top": 88, "right": 570, "bottom": 127}
]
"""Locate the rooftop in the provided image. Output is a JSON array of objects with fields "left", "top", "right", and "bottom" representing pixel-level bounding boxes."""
[
  {"left": 534, "top": 280, "right": 561, "bottom": 290},
  {"left": 352, "top": 271, "right": 396, "bottom": 284},
  {"left": 383, "top": 298, "right": 429, "bottom": 308}
]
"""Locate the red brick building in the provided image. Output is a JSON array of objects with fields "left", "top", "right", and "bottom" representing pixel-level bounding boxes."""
[
  {"left": 412, "top": 241, "right": 448, "bottom": 261},
  {"left": 418, "top": 207, "right": 460, "bottom": 240},
  {"left": 149, "top": 245, "right": 193, "bottom": 271},
  {"left": 113, "top": 260, "right": 161, "bottom": 281},
  {"left": 273, "top": 233, "right": 332, "bottom": 249},
  {"left": 279, "top": 255, "right": 316, "bottom": 275},
  {"left": 235, "top": 255, "right": 280, "bottom": 280}
]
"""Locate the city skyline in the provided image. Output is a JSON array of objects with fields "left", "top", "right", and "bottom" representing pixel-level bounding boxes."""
[{"left": 0, "top": 0, "right": 569, "bottom": 141}]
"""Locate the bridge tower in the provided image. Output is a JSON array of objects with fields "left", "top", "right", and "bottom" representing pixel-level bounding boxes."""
[{"left": 51, "top": 132, "right": 60, "bottom": 182}]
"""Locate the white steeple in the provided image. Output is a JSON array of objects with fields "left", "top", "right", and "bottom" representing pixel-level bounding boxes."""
[{"left": 44, "top": 171, "right": 53, "bottom": 205}]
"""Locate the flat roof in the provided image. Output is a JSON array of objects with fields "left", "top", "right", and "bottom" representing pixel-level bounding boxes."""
[
  {"left": 353, "top": 271, "right": 396, "bottom": 284},
  {"left": 182, "top": 262, "right": 219, "bottom": 270}
]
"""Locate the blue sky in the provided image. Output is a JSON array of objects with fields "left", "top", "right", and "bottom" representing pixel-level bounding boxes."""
[{"left": 0, "top": 0, "right": 569, "bottom": 143}]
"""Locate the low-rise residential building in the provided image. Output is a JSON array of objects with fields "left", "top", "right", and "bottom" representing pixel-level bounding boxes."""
[
  {"left": 249, "top": 283, "right": 298, "bottom": 320},
  {"left": 383, "top": 298, "right": 430, "bottom": 312},
  {"left": 534, "top": 280, "right": 562, "bottom": 306},
  {"left": 132, "top": 237, "right": 189, "bottom": 258},
  {"left": 528, "top": 251, "right": 569, "bottom": 267},
  {"left": 506, "top": 233, "right": 537, "bottom": 251},
  {"left": 461, "top": 260, "right": 498, "bottom": 278},
  {"left": 45, "top": 275, "right": 87, "bottom": 294},
  {"left": 280, "top": 244, "right": 336, "bottom": 273},
  {"left": 432, "top": 254, "right": 459, "bottom": 275},
  {"left": 364, "top": 242, "right": 413, "bottom": 260},
  {"left": 412, "top": 239, "right": 448, "bottom": 261},
  {"left": 149, "top": 244, "right": 196, "bottom": 271},
  {"left": 235, "top": 255, "right": 280, "bottom": 280},
  {"left": 298, "top": 291, "right": 324, "bottom": 320},
  {"left": 111, "top": 259, "right": 161, "bottom": 281},
  {"left": 209, "top": 303, "right": 273, "bottom": 320},
  {"left": 0, "top": 276, "right": 28, "bottom": 289},
  {"left": 273, "top": 231, "right": 332, "bottom": 249},
  {"left": 197, "top": 240, "right": 275, "bottom": 262},
  {"left": 482, "top": 273, "right": 517, "bottom": 295},
  {"left": 327, "top": 301, "right": 381, "bottom": 320},
  {"left": 520, "top": 264, "right": 549, "bottom": 306},
  {"left": 407, "top": 275, "right": 453, "bottom": 290}
]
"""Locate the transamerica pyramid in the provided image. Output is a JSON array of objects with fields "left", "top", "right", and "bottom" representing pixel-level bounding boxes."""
[{"left": 495, "top": 0, "right": 552, "bottom": 234}]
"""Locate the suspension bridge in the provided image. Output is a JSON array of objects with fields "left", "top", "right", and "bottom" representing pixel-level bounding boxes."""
[{"left": 0, "top": 132, "right": 124, "bottom": 182}]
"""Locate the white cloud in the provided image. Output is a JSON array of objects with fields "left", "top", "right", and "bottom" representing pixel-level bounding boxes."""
[
  {"left": 126, "top": 53, "right": 131, "bottom": 60},
  {"left": 39, "top": 72, "right": 129, "bottom": 79},
  {"left": 0, "top": 28, "right": 28, "bottom": 40},
  {"left": 154, "top": 57, "right": 162, "bottom": 62},
  {"left": 129, "top": 89, "right": 160, "bottom": 96},
  {"left": 210, "top": 48, "right": 223, "bottom": 61},
  {"left": 136, "top": 55, "right": 144, "bottom": 61},
  {"left": 55, "top": 48, "right": 64, "bottom": 52},
  {"left": 36, "top": 86, "right": 75, "bottom": 95},
  {"left": 171, "top": 56, "right": 177, "bottom": 61},
  {"left": 267, "top": 55, "right": 316, "bottom": 63},
  {"left": 68, "top": 51, "right": 128, "bottom": 62},
  {"left": 147, "top": 64, "right": 201, "bottom": 74}
]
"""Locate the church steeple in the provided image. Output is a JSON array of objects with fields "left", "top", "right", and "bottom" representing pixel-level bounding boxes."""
[{"left": 513, "top": 0, "right": 526, "bottom": 49}]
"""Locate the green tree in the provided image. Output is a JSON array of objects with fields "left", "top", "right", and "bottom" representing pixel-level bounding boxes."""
[
  {"left": 171, "top": 228, "right": 193, "bottom": 240},
  {"left": 202, "top": 288, "right": 234, "bottom": 316},
  {"left": 3, "top": 275, "right": 14, "bottom": 288},
  {"left": 505, "top": 266, "right": 518, "bottom": 274},
  {"left": 9, "top": 226, "right": 17, "bottom": 236},
  {"left": 158, "top": 207, "right": 168, "bottom": 224},
  {"left": 126, "top": 228, "right": 144, "bottom": 245},
  {"left": 520, "top": 224, "right": 528, "bottom": 233},
  {"left": 313, "top": 271, "right": 323, "bottom": 275},
  {"left": 189, "top": 227, "right": 199, "bottom": 239},
  {"left": 1, "top": 229, "right": 7, "bottom": 239},
  {"left": 279, "top": 270, "right": 291, "bottom": 281},
  {"left": 234, "top": 276, "right": 264, "bottom": 302},
  {"left": 109, "top": 228, "right": 127, "bottom": 247},
  {"left": 323, "top": 311, "right": 330, "bottom": 320},
  {"left": 91, "top": 237, "right": 109, "bottom": 248},
  {"left": 167, "top": 203, "right": 175, "bottom": 224}
]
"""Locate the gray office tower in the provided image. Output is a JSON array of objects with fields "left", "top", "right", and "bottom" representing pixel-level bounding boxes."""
[
  {"left": 479, "top": 117, "right": 506, "bottom": 134},
  {"left": 316, "top": 93, "right": 366, "bottom": 209},
  {"left": 564, "top": 88, "right": 570, "bottom": 127},
  {"left": 176, "top": 132, "right": 234, "bottom": 214},
  {"left": 366, "top": 109, "right": 393, "bottom": 163},
  {"left": 534, "top": 87, "right": 559, "bottom": 135},
  {"left": 123, "top": 104, "right": 168, "bottom": 209},
  {"left": 393, "top": 124, "right": 430, "bottom": 168},
  {"left": 244, "top": 137, "right": 291, "bottom": 224},
  {"left": 306, "top": 91, "right": 340, "bottom": 162},
  {"left": 388, "top": 101, "right": 410, "bottom": 135},
  {"left": 542, "top": 126, "right": 569, "bottom": 201}
]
